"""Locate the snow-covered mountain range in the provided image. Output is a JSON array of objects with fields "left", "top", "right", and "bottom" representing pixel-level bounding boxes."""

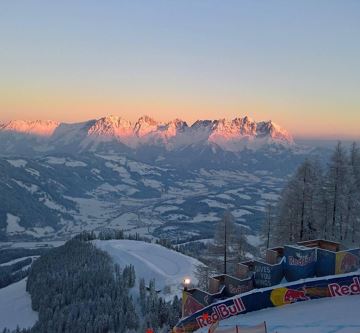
[
  {"left": 0, "top": 115, "right": 323, "bottom": 243},
  {"left": 0, "top": 115, "right": 293, "bottom": 153}
]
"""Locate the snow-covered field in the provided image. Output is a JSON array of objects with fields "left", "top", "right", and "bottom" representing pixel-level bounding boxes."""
[
  {"left": 198, "top": 295, "right": 360, "bottom": 333},
  {"left": 0, "top": 278, "right": 38, "bottom": 331},
  {"left": 94, "top": 240, "right": 203, "bottom": 298},
  {"left": 2, "top": 150, "right": 287, "bottom": 242}
]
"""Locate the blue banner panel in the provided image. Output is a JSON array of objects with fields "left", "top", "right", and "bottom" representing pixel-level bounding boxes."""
[
  {"left": 316, "top": 248, "right": 336, "bottom": 277},
  {"left": 224, "top": 275, "right": 254, "bottom": 297},
  {"left": 253, "top": 260, "right": 284, "bottom": 288},
  {"left": 284, "top": 245, "right": 316, "bottom": 281}
]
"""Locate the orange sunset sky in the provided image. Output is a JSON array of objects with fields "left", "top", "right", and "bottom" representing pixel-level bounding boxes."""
[{"left": 1, "top": 1, "right": 359, "bottom": 139}]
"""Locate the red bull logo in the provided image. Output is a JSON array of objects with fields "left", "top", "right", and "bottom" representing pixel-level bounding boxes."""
[
  {"left": 283, "top": 288, "right": 309, "bottom": 302},
  {"left": 328, "top": 277, "right": 360, "bottom": 297},
  {"left": 340, "top": 253, "right": 359, "bottom": 273},
  {"left": 195, "top": 297, "right": 246, "bottom": 328},
  {"left": 270, "top": 287, "right": 310, "bottom": 306}
]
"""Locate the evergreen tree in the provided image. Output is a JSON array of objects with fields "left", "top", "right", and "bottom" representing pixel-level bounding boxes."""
[{"left": 139, "top": 278, "right": 146, "bottom": 313}]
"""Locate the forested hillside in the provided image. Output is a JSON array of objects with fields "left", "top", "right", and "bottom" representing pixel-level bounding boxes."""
[{"left": 1, "top": 239, "right": 182, "bottom": 333}]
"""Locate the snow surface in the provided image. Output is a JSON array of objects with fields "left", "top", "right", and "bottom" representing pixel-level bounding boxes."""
[
  {"left": 94, "top": 240, "right": 203, "bottom": 298},
  {"left": 245, "top": 235, "right": 262, "bottom": 247},
  {"left": 12, "top": 180, "right": 38, "bottom": 194},
  {"left": 197, "top": 295, "right": 360, "bottom": 333},
  {"left": 201, "top": 199, "right": 234, "bottom": 209},
  {"left": 155, "top": 205, "right": 180, "bottom": 213},
  {"left": 24, "top": 226, "right": 55, "bottom": 237},
  {"left": 45, "top": 157, "right": 87, "bottom": 167},
  {"left": 6, "top": 213, "right": 24, "bottom": 233},
  {"left": 0, "top": 278, "right": 38, "bottom": 331},
  {"left": 7, "top": 159, "right": 27, "bottom": 168},
  {"left": 25, "top": 168, "right": 40, "bottom": 177},
  {"left": 232, "top": 209, "right": 253, "bottom": 218}
]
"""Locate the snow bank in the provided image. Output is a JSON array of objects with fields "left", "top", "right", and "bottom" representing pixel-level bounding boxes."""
[
  {"left": 94, "top": 240, "right": 203, "bottom": 298},
  {"left": 0, "top": 278, "right": 38, "bottom": 331},
  {"left": 6, "top": 213, "right": 24, "bottom": 233},
  {"left": 7, "top": 159, "right": 27, "bottom": 168}
]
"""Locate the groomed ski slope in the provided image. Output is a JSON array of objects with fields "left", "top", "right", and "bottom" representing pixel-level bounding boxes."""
[
  {"left": 197, "top": 294, "right": 360, "bottom": 333},
  {"left": 0, "top": 278, "right": 38, "bottom": 331},
  {"left": 94, "top": 240, "right": 202, "bottom": 297}
]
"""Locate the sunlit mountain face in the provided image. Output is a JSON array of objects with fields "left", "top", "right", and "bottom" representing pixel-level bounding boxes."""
[{"left": 0, "top": 115, "right": 293, "bottom": 153}]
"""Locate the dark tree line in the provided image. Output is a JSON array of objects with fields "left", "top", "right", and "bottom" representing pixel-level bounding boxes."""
[
  {"left": 0, "top": 257, "right": 32, "bottom": 289},
  {"left": 25, "top": 239, "right": 139, "bottom": 333},
  {"left": 138, "top": 278, "right": 181, "bottom": 332},
  {"left": 0, "top": 248, "right": 48, "bottom": 265},
  {"left": 3, "top": 237, "right": 183, "bottom": 333},
  {"left": 74, "top": 229, "right": 152, "bottom": 243}
]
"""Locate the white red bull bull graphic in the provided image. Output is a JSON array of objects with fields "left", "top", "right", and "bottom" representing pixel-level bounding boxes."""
[
  {"left": 328, "top": 277, "right": 360, "bottom": 297},
  {"left": 195, "top": 297, "right": 246, "bottom": 328},
  {"left": 288, "top": 251, "right": 316, "bottom": 266}
]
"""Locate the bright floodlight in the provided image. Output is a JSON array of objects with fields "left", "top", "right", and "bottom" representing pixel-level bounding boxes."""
[{"left": 184, "top": 278, "right": 191, "bottom": 285}]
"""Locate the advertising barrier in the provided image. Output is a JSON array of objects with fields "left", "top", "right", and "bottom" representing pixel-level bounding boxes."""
[
  {"left": 253, "top": 259, "right": 284, "bottom": 288},
  {"left": 182, "top": 275, "right": 254, "bottom": 317},
  {"left": 223, "top": 275, "right": 254, "bottom": 297},
  {"left": 335, "top": 249, "right": 360, "bottom": 274},
  {"left": 283, "top": 245, "right": 317, "bottom": 282},
  {"left": 174, "top": 273, "right": 360, "bottom": 333},
  {"left": 182, "top": 287, "right": 227, "bottom": 317},
  {"left": 316, "top": 248, "right": 336, "bottom": 276}
]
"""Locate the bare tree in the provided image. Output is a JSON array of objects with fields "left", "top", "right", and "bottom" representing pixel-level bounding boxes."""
[
  {"left": 273, "top": 159, "right": 322, "bottom": 244},
  {"left": 325, "top": 142, "right": 350, "bottom": 241},
  {"left": 209, "top": 211, "right": 238, "bottom": 274},
  {"left": 262, "top": 203, "right": 275, "bottom": 249}
]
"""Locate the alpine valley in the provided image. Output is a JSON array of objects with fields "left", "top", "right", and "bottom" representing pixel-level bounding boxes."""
[{"left": 0, "top": 115, "right": 324, "bottom": 243}]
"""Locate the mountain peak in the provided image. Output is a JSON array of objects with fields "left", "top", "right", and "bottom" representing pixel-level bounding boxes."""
[
  {"left": 166, "top": 119, "right": 188, "bottom": 130},
  {"left": 137, "top": 115, "right": 158, "bottom": 125},
  {"left": 1, "top": 120, "right": 60, "bottom": 137},
  {"left": 257, "top": 120, "right": 293, "bottom": 143},
  {"left": 87, "top": 116, "right": 133, "bottom": 137},
  {"left": 134, "top": 116, "right": 159, "bottom": 137}
]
